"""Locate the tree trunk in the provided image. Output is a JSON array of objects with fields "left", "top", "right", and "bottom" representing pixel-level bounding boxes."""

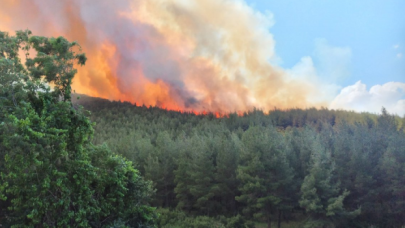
[
  {"left": 277, "top": 210, "right": 281, "bottom": 228},
  {"left": 283, "top": 210, "right": 289, "bottom": 223},
  {"left": 267, "top": 216, "right": 272, "bottom": 228},
  {"left": 165, "top": 184, "right": 168, "bottom": 207}
]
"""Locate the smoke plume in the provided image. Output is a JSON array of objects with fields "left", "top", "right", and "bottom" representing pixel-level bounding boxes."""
[{"left": 0, "top": 0, "right": 334, "bottom": 113}]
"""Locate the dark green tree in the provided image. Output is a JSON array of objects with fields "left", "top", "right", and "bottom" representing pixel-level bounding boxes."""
[
  {"left": 144, "top": 131, "right": 177, "bottom": 208},
  {"left": 299, "top": 134, "right": 360, "bottom": 228},
  {"left": 173, "top": 135, "right": 195, "bottom": 213},
  {"left": 211, "top": 132, "right": 241, "bottom": 215},
  {"left": 380, "top": 130, "right": 405, "bottom": 227},
  {"left": 236, "top": 126, "right": 294, "bottom": 228},
  {"left": 174, "top": 134, "right": 217, "bottom": 214}
]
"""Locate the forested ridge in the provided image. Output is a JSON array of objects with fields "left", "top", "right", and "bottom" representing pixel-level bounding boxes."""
[
  {"left": 74, "top": 94, "right": 405, "bottom": 228},
  {"left": 2, "top": 30, "right": 405, "bottom": 228}
]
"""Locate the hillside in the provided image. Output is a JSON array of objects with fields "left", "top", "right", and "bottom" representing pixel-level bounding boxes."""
[
  {"left": 73, "top": 94, "right": 405, "bottom": 228},
  {"left": 2, "top": 29, "right": 404, "bottom": 228}
]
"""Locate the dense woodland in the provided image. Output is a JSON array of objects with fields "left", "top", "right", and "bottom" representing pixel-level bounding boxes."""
[
  {"left": 75, "top": 95, "right": 405, "bottom": 228},
  {"left": 2, "top": 30, "right": 405, "bottom": 228}
]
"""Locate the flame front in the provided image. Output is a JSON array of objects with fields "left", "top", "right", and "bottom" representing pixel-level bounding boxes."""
[{"left": 0, "top": 0, "right": 331, "bottom": 113}]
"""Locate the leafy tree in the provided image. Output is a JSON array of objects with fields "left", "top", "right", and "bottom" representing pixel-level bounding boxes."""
[{"left": 0, "top": 30, "right": 156, "bottom": 227}]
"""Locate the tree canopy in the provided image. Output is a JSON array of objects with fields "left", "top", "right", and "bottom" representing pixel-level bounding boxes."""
[
  {"left": 74, "top": 94, "right": 405, "bottom": 228},
  {"left": 2, "top": 29, "right": 405, "bottom": 228},
  {"left": 0, "top": 30, "right": 156, "bottom": 227}
]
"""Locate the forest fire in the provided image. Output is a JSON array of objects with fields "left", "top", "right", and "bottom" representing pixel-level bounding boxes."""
[{"left": 0, "top": 0, "right": 332, "bottom": 114}]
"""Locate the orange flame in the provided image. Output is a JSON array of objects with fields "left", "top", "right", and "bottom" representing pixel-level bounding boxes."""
[{"left": 0, "top": 0, "right": 332, "bottom": 115}]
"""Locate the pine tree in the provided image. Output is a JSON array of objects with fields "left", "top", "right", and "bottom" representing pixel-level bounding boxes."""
[
  {"left": 299, "top": 135, "right": 360, "bottom": 228},
  {"left": 188, "top": 134, "right": 216, "bottom": 215},
  {"left": 212, "top": 133, "right": 241, "bottom": 215},
  {"left": 174, "top": 135, "right": 195, "bottom": 212},
  {"left": 236, "top": 125, "right": 294, "bottom": 228},
  {"left": 144, "top": 131, "right": 177, "bottom": 208}
]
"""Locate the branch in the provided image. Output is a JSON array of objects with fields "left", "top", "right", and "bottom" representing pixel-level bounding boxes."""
[{"left": 10, "top": 88, "right": 17, "bottom": 107}]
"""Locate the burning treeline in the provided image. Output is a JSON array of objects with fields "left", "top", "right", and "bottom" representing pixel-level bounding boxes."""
[{"left": 0, "top": 0, "right": 330, "bottom": 113}]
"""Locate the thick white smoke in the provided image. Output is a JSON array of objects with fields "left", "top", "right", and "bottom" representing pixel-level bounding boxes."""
[{"left": 1, "top": 0, "right": 403, "bottom": 115}]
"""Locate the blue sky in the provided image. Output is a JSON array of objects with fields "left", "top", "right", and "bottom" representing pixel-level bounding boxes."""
[{"left": 245, "top": 0, "right": 405, "bottom": 88}]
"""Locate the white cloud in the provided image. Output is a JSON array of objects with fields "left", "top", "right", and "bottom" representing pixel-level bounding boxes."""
[
  {"left": 397, "top": 53, "right": 403, "bottom": 58},
  {"left": 330, "top": 81, "right": 405, "bottom": 116},
  {"left": 394, "top": 44, "right": 400, "bottom": 49}
]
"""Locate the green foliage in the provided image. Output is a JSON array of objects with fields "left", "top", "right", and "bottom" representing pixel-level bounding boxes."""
[
  {"left": 299, "top": 135, "right": 360, "bottom": 227},
  {"left": 4, "top": 28, "right": 405, "bottom": 228},
  {"left": 236, "top": 125, "right": 294, "bottom": 227},
  {"left": 72, "top": 94, "right": 405, "bottom": 227},
  {"left": 144, "top": 131, "right": 177, "bottom": 208},
  {"left": 65, "top": 50, "right": 405, "bottom": 227},
  {"left": 157, "top": 208, "right": 253, "bottom": 228},
  {"left": 0, "top": 30, "right": 155, "bottom": 227},
  {"left": 157, "top": 208, "right": 225, "bottom": 228}
]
